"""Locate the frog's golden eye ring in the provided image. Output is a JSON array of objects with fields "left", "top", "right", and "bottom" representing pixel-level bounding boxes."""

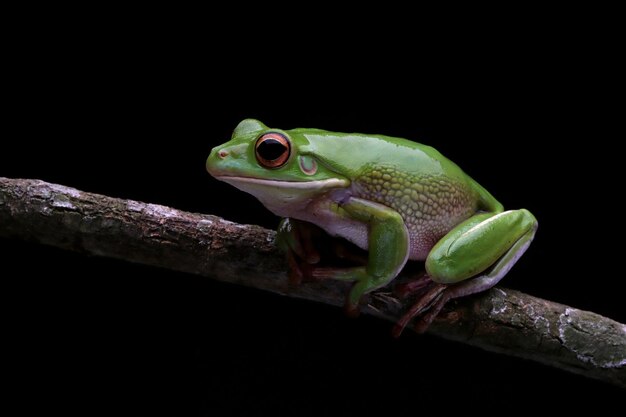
[{"left": 255, "top": 133, "right": 291, "bottom": 168}]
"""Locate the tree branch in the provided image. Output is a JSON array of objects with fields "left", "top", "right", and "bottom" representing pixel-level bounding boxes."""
[{"left": 1, "top": 177, "right": 624, "bottom": 387}]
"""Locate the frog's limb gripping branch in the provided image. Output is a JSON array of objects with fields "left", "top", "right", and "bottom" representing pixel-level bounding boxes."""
[{"left": 1, "top": 178, "right": 625, "bottom": 388}]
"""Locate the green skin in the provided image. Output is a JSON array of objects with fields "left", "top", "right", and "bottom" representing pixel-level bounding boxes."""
[{"left": 207, "top": 119, "right": 537, "bottom": 329}]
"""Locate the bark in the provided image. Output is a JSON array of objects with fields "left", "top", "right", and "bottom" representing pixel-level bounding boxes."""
[{"left": 1, "top": 177, "right": 624, "bottom": 388}]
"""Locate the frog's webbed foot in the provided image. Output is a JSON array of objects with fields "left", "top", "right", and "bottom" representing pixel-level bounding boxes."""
[
  {"left": 392, "top": 281, "right": 449, "bottom": 338},
  {"left": 393, "top": 271, "right": 432, "bottom": 299}
]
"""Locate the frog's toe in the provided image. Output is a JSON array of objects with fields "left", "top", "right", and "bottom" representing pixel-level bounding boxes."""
[
  {"left": 412, "top": 293, "right": 451, "bottom": 334},
  {"left": 393, "top": 272, "right": 432, "bottom": 299},
  {"left": 392, "top": 283, "right": 447, "bottom": 338}
]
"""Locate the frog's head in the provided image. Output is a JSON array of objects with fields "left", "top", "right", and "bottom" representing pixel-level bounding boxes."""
[{"left": 206, "top": 119, "right": 349, "bottom": 216}]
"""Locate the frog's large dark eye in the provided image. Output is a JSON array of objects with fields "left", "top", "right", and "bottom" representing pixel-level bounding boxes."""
[{"left": 255, "top": 133, "right": 291, "bottom": 168}]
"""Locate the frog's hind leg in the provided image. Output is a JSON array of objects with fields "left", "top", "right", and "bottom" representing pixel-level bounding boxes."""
[
  {"left": 418, "top": 210, "right": 537, "bottom": 329},
  {"left": 395, "top": 209, "right": 538, "bottom": 336},
  {"left": 411, "top": 219, "right": 537, "bottom": 333}
]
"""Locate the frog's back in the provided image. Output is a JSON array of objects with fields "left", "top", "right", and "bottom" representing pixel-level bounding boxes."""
[
  {"left": 298, "top": 129, "right": 467, "bottom": 180},
  {"left": 300, "top": 130, "right": 483, "bottom": 259}
]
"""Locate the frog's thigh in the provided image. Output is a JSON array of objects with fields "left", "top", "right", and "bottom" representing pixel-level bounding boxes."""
[{"left": 426, "top": 209, "right": 538, "bottom": 284}]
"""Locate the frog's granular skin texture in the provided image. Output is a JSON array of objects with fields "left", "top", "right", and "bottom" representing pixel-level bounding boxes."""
[{"left": 354, "top": 164, "right": 478, "bottom": 259}]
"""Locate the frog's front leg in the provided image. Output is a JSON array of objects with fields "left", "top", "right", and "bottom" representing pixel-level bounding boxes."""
[
  {"left": 311, "top": 198, "right": 410, "bottom": 315},
  {"left": 395, "top": 208, "right": 538, "bottom": 335}
]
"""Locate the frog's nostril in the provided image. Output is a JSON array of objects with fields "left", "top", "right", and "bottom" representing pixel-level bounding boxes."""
[{"left": 218, "top": 150, "right": 229, "bottom": 159}]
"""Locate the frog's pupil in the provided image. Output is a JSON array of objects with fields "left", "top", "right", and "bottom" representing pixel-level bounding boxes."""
[{"left": 258, "top": 139, "right": 286, "bottom": 161}]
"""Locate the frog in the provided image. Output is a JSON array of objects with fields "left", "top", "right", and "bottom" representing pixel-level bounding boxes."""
[{"left": 206, "top": 119, "right": 537, "bottom": 335}]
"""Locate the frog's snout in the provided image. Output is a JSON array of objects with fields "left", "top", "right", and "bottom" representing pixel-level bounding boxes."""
[
  {"left": 206, "top": 142, "right": 248, "bottom": 176},
  {"left": 206, "top": 146, "right": 224, "bottom": 175}
]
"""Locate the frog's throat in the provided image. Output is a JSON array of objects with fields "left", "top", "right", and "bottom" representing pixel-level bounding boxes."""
[
  {"left": 213, "top": 176, "right": 350, "bottom": 217},
  {"left": 214, "top": 176, "right": 348, "bottom": 190}
]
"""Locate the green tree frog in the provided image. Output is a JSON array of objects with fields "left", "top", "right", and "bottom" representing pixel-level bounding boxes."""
[{"left": 206, "top": 119, "right": 537, "bottom": 335}]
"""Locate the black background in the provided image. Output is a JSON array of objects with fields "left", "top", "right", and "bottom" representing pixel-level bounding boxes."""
[{"left": 2, "top": 13, "right": 624, "bottom": 415}]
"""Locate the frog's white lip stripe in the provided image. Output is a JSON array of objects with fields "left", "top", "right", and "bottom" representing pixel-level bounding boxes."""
[{"left": 214, "top": 176, "right": 348, "bottom": 189}]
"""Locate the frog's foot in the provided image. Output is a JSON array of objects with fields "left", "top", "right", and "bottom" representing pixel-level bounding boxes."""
[
  {"left": 307, "top": 267, "right": 364, "bottom": 317},
  {"left": 394, "top": 260, "right": 535, "bottom": 337},
  {"left": 307, "top": 268, "right": 364, "bottom": 318},
  {"left": 310, "top": 265, "right": 403, "bottom": 319},
  {"left": 411, "top": 290, "right": 452, "bottom": 334},
  {"left": 394, "top": 271, "right": 432, "bottom": 299},
  {"left": 392, "top": 283, "right": 447, "bottom": 338}
]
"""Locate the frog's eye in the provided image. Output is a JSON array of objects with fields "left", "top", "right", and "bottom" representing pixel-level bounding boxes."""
[{"left": 255, "top": 133, "right": 291, "bottom": 168}]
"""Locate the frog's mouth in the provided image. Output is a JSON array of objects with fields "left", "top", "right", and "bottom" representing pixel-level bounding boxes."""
[{"left": 213, "top": 176, "right": 348, "bottom": 190}]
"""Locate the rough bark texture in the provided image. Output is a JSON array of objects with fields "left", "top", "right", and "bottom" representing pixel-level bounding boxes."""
[{"left": 1, "top": 177, "right": 624, "bottom": 387}]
